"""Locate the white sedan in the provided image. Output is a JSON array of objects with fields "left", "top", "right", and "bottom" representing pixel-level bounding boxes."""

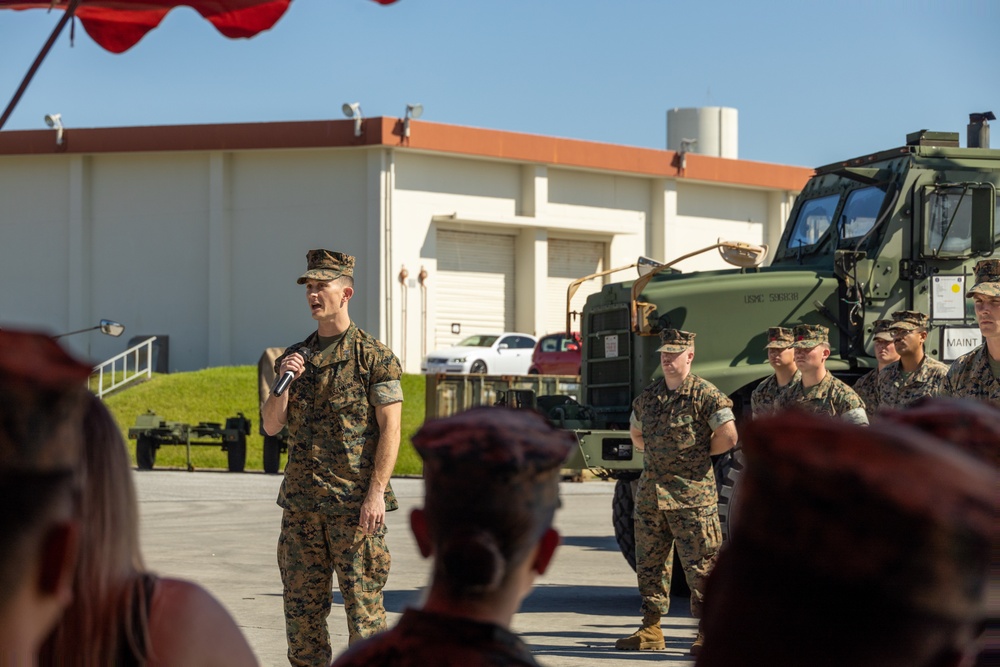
[{"left": 422, "top": 332, "right": 538, "bottom": 375}]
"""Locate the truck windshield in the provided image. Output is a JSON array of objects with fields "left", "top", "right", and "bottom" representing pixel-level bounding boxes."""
[
  {"left": 786, "top": 194, "right": 839, "bottom": 250},
  {"left": 838, "top": 186, "right": 885, "bottom": 244}
]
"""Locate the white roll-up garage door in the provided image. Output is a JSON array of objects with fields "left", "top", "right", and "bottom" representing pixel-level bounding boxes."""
[
  {"left": 545, "top": 238, "right": 605, "bottom": 335},
  {"left": 433, "top": 229, "right": 515, "bottom": 350}
]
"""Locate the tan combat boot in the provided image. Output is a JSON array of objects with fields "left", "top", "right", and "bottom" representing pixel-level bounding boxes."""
[
  {"left": 689, "top": 630, "right": 705, "bottom": 656},
  {"left": 614, "top": 615, "right": 665, "bottom": 651}
]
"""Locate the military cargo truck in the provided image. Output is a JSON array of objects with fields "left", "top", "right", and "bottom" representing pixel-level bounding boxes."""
[{"left": 567, "top": 113, "right": 998, "bottom": 567}]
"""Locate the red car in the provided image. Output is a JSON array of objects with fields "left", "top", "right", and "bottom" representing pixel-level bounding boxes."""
[{"left": 528, "top": 332, "right": 582, "bottom": 375}]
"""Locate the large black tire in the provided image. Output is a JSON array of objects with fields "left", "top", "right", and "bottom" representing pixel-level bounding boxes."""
[
  {"left": 611, "top": 477, "right": 690, "bottom": 597},
  {"left": 469, "top": 360, "right": 487, "bottom": 374},
  {"left": 612, "top": 478, "right": 638, "bottom": 570},
  {"left": 717, "top": 446, "right": 746, "bottom": 543},
  {"left": 136, "top": 436, "right": 156, "bottom": 470},
  {"left": 226, "top": 437, "right": 247, "bottom": 472},
  {"left": 263, "top": 435, "right": 282, "bottom": 474}
]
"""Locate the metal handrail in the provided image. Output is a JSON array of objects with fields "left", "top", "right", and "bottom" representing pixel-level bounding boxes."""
[{"left": 92, "top": 336, "right": 157, "bottom": 398}]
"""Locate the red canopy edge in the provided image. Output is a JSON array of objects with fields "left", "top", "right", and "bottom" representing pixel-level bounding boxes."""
[{"left": 0, "top": 1, "right": 294, "bottom": 53}]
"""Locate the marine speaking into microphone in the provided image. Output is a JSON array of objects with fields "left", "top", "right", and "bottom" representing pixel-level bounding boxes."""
[{"left": 260, "top": 248, "right": 405, "bottom": 664}]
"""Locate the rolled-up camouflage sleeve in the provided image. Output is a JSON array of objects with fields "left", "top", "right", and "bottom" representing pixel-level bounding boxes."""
[
  {"left": 371, "top": 380, "right": 403, "bottom": 405},
  {"left": 368, "top": 345, "right": 404, "bottom": 406},
  {"left": 708, "top": 407, "right": 735, "bottom": 431},
  {"left": 629, "top": 409, "right": 641, "bottom": 431},
  {"left": 842, "top": 407, "right": 869, "bottom": 426}
]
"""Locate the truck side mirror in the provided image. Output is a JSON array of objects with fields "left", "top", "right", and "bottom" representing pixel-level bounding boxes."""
[{"left": 970, "top": 186, "right": 997, "bottom": 255}]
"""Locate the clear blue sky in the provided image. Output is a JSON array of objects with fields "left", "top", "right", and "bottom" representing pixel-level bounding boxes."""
[{"left": 2, "top": 0, "right": 997, "bottom": 167}]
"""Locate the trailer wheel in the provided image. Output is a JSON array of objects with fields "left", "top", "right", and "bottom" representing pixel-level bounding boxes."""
[
  {"left": 263, "top": 435, "right": 282, "bottom": 474},
  {"left": 136, "top": 436, "right": 156, "bottom": 470},
  {"left": 227, "top": 438, "right": 247, "bottom": 472},
  {"left": 612, "top": 476, "right": 692, "bottom": 597}
]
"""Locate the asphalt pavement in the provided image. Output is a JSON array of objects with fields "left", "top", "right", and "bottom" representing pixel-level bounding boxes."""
[{"left": 135, "top": 470, "right": 699, "bottom": 666}]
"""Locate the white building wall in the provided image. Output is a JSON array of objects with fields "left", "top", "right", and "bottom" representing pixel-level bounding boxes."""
[{"left": 0, "top": 138, "right": 800, "bottom": 373}]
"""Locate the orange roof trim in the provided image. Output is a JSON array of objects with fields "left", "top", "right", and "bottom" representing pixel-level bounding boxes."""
[{"left": 0, "top": 116, "right": 813, "bottom": 191}]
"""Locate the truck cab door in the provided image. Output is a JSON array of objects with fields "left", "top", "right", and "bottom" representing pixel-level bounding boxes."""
[{"left": 910, "top": 181, "right": 997, "bottom": 361}]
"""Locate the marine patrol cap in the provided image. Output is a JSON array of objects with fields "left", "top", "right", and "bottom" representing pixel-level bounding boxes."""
[
  {"left": 297, "top": 249, "right": 355, "bottom": 284},
  {"left": 871, "top": 319, "right": 895, "bottom": 342},
  {"left": 0, "top": 330, "right": 92, "bottom": 471},
  {"left": 790, "top": 324, "right": 829, "bottom": 348},
  {"left": 656, "top": 329, "right": 696, "bottom": 353},
  {"left": 763, "top": 326, "right": 794, "bottom": 350},
  {"left": 735, "top": 410, "right": 997, "bottom": 620},
  {"left": 966, "top": 259, "right": 1000, "bottom": 298},
  {"left": 889, "top": 310, "right": 929, "bottom": 332}
]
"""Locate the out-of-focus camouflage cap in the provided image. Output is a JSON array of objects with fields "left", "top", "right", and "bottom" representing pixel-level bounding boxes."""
[
  {"left": 966, "top": 259, "right": 1000, "bottom": 298},
  {"left": 889, "top": 310, "right": 930, "bottom": 332},
  {"left": 413, "top": 407, "right": 574, "bottom": 482},
  {"left": 872, "top": 319, "right": 895, "bottom": 342},
  {"left": 790, "top": 324, "right": 829, "bottom": 348},
  {"left": 0, "top": 330, "right": 92, "bottom": 472},
  {"left": 296, "top": 249, "right": 355, "bottom": 284},
  {"left": 736, "top": 410, "right": 997, "bottom": 621},
  {"left": 763, "top": 326, "right": 794, "bottom": 350},
  {"left": 656, "top": 329, "right": 696, "bottom": 353}
]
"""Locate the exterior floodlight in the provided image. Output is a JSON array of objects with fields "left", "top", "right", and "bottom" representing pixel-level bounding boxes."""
[
  {"left": 342, "top": 102, "right": 363, "bottom": 136},
  {"left": 403, "top": 103, "right": 423, "bottom": 138},
  {"left": 54, "top": 319, "right": 125, "bottom": 339},
  {"left": 44, "top": 112, "right": 64, "bottom": 146}
]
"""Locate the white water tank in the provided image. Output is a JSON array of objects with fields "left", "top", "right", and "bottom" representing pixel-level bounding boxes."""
[{"left": 667, "top": 107, "right": 738, "bottom": 158}]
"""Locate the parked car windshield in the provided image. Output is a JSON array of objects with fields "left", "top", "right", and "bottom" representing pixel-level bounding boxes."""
[{"left": 456, "top": 335, "right": 498, "bottom": 347}]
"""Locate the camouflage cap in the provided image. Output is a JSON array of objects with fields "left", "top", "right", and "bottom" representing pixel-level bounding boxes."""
[
  {"left": 296, "top": 249, "right": 355, "bottom": 285},
  {"left": 413, "top": 406, "right": 574, "bottom": 481},
  {"left": 656, "top": 329, "right": 696, "bottom": 353},
  {"left": 790, "top": 324, "right": 829, "bottom": 348},
  {"left": 871, "top": 319, "right": 895, "bottom": 342},
  {"left": 763, "top": 326, "right": 794, "bottom": 350},
  {"left": 889, "top": 310, "right": 929, "bottom": 332},
  {"left": 0, "top": 330, "right": 92, "bottom": 471},
  {"left": 736, "top": 410, "right": 997, "bottom": 621},
  {"left": 966, "top": 259, "right": 1000, "bottom": 298}
]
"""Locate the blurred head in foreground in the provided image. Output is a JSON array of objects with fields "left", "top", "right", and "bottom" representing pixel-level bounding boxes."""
[
  {"left": 0, "top": 330, "right": 91, "bottom": 660},
  {"left": 697, "top": 404, "right": 998, "bottom": 667},
  {"left": 411, "top": 407, "right": 575, "bottom": 608}
]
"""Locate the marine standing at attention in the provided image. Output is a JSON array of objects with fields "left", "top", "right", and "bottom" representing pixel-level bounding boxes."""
[
  {"left": 778, "top": 324, "right": 868, "bottom": 425},
  {"left": 851, "top": 319, "right": 898, "bottom": 417},
  {"left": 873, "top": 310, "right": 947, "bottom": 412},
  {"left": 750, "top": 326, "right": 800, "bottom": 418},
  {"left": 942, "top": 259, "right": 1000, "bottom": 405},
  {"left": 616, "top": 329, "right": 738, "bottom": 657},
  {"left": 263, "top": 249, "right": 403, "bottom": 667}
]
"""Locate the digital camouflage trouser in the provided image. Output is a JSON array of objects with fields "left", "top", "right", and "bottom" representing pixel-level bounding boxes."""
[
  {"left": 277, "top": 509, "right": 391, "bottom": 667},
  {"left": 634, "top": 501, "right": 721, "bottom": 619}
]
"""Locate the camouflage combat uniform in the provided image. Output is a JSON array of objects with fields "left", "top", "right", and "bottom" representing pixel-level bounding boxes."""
[
  {"left": 276, "top": 323, "right": 403, "bottom": 667},
  {"left": 851, "top": 368, "right": 881, "bottom": 415},
  {"left": 630, "top": 374, "right": 733, "bottom": 619},
  {"left": 941, "top": 346, "right": 1000, "bottom": 405},
  {"left": 778, "top": 372, "right": 868, "bottom": 425},
  {"left": 750, "top": 370, "right": 800, "bottom": 419},
  {"left": 875, "top": 356, "right": 948, "bottom": 410}
]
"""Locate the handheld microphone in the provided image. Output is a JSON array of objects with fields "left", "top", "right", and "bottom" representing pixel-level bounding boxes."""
[{"left": 272, "top": 349, "right": 307, "bottom": 397}]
